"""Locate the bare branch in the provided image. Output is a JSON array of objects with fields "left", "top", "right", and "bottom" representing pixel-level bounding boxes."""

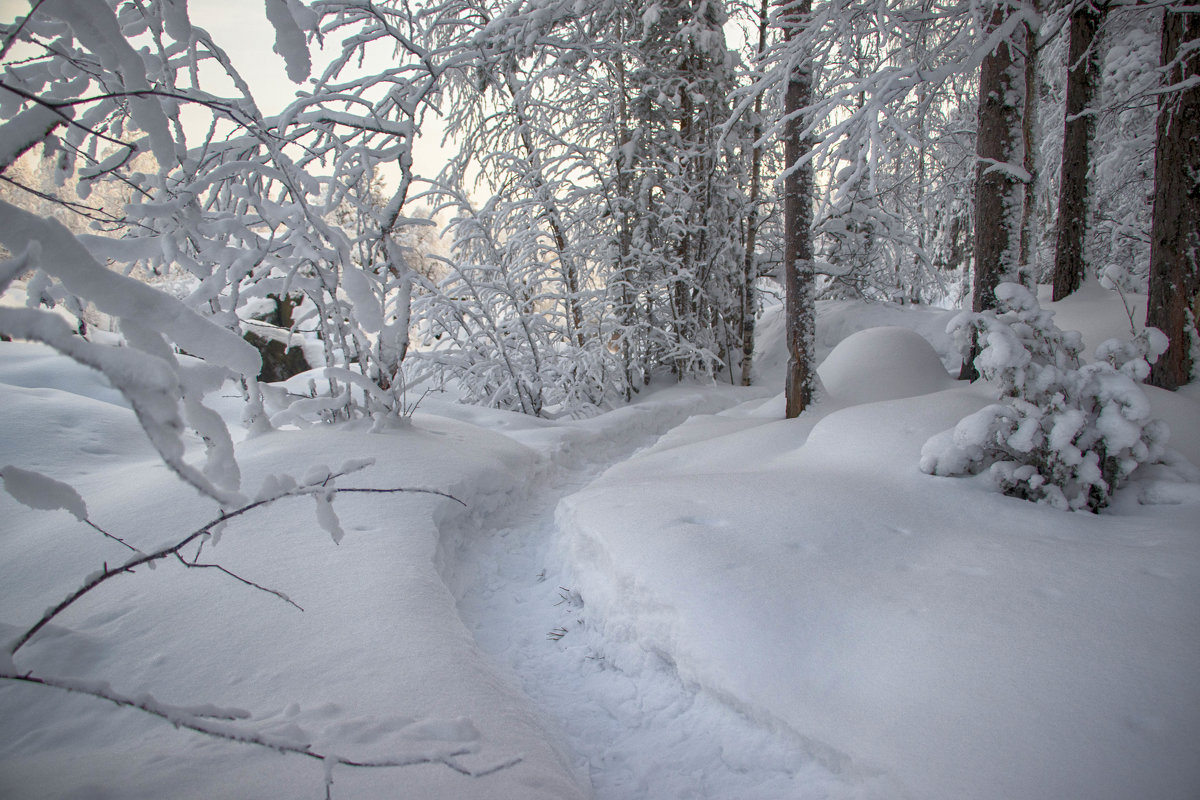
[
  {"left": 84, "top": 519, "right": 139, "bottom": 552},
  {"left": 9, "top": 477, "right": 465, "bottom": 656},
  {"left": 174, "top": 550, "right": 304, "bottom": 611}
]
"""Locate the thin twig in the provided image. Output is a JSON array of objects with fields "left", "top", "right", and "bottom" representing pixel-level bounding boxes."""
[
  {"left": 84, "top": 519, "right": 139, "bottom": 552},
  {"left": 334, "top": 487, "right": 466, "bottom": 506},
  {"left": 173, "top": 551, "right": 304, "bottom": 611},
  {"left": 0, "top": 0, "right": 51, "bottom": 62},
  {"left": 10, "top": 477, "right": 464, "bottom": 656}
]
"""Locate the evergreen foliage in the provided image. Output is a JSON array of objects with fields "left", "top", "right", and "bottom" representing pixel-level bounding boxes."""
[{"left": 921, "top": 283, "right": 1169, "bottom": 511}]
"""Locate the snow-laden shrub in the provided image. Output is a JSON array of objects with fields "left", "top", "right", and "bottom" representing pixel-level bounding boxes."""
[{"left": 920, "top": 283, "right": 1169, "bottom": 511}]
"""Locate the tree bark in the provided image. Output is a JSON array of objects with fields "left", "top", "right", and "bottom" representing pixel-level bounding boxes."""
[
  {"left": 1019, "top": 3, "right": 1042, "bottom": 285},
  {"left": 780, "top": 0, "right": 816, "bottom": 417},
  {"left": 1051, "top": 0, "right": 1104, "bottom": 301},
  {"left": 741, "top": 0, "right": 771, "bottom": 387},
  {"left": 1146, "top": 9, "right": 1200, "bottom": 389},
  {"left": 962, "top": 0, "right": 1026, "bottom": 380}
]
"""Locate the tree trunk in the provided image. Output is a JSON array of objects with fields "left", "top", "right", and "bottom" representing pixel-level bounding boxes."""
[
  {"left": 741, "top": 0, "right": 770, "bottom": 387},
  {"left": 1051, "top": 0, "right": 1104, "bottom": 301},
  {"left": 1019, "top": 3, "right": 1041, "bottom": 286},
  {"left": 1146, "top": 9, "right": 1200, "bottom": 389},
  {"left": 780, "top": 0, "right": 816, "bottom": 417},
  {"left": 962, "top": 0, "right": 1026, "bottom": 380}
]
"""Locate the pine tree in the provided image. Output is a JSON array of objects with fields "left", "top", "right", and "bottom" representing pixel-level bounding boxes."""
[
  {"left": 780, "top": 0, "right": 816, "bottom": 417},
  {"left": 1052, "top": 0, "right": 1106, "bottom": 301},
  {"left": 962, "top": 0, "right": 1029, "bottom": 380},
  {"left": 1146, "top": 7, "right": 1200, "bottom": 389}
]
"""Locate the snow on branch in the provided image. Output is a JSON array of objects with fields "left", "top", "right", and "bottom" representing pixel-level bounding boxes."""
[
  {"left": 0, "top": 671, "right": 521, "bottom": 788},
  {"left": 977, "top": 157, "right": 1033, "bottom": 183}
]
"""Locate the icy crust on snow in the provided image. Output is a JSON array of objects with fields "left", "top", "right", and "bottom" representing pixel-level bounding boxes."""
[
  {"left": 0, "top": 359, "right": 586, "bottom": 799},
  {"left": 557, "top": 333, "right": 1200, "bottom": 800}
]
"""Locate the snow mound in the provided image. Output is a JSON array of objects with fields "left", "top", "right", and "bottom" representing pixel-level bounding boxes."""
[{"left": 817, "top": 326, "right": 954, "bottom": 405}]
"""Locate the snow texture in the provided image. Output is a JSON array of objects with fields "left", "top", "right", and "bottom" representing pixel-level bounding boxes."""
[{"left": 1, "top": 289, "right": 1198, "bottom": 800}]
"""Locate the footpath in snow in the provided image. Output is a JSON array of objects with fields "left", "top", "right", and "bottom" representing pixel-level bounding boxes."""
[{"left": 433, "top": 384, "right": 888, "bottom": 800}]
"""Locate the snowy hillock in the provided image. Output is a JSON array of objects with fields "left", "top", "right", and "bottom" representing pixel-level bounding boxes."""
[
  {"left": 751, "top": 296, "right": 960, "bottom": 386},
  {"left": 817, "top": 325, "right": 956, "bottom": 404}
]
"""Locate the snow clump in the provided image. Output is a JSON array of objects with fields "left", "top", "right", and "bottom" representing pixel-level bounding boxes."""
[{"left": 920, "top": 282, "right": 1170, "bottom": 512}]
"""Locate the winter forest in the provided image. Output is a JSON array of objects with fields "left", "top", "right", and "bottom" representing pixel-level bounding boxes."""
[{"left": 0, "top": 0, "right": 1198, "bottom": 797}]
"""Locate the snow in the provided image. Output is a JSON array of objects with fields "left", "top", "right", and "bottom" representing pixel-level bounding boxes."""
[
  {"left": 0, "top": 202, "right": 260, "bottom": 377},
  {"left": 558, "top": 385, "right": 1200, "bottom": 799},
  {"left": 817, "top": 325, "right": 955, "bottom": 404},
  {"left": 0, "top": 106, "right": 68, "bottom": 172},
  {"left": 2, "top": 288, "right": 1199, "bottom": 800},
  {"left": 0, "top": 466, "right": 89, "bottom": 522},
  {"left": 264, "top": 0, "right": 315, "bottom": 84}
]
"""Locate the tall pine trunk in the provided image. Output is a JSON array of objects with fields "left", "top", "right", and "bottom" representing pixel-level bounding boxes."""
[
  {"left": 1019, "top": 3, "right": 1041, "bottom": 286},
  {"left": 962, "top": 0, "right": 1026, "bottom": 380},
  {"left": 1051, "top": 0, "right": 1104, "bottom": 301},
  {"left": 781, "top": 0, "right": 816, "bottom": 417},
  {"left": 1146, "top": 9, "right": 1200, "bottom": 389}
]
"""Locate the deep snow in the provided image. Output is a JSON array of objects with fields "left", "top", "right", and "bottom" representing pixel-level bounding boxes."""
[{"left": 2, "top": 287, "right": 1199, "bottom": 799}]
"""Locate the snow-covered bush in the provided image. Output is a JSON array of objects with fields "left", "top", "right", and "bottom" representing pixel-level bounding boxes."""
[{"left": 920, "top": 283, "right": 1169, "bottom": 511}]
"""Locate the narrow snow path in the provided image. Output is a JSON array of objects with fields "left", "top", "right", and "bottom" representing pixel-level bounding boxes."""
[{"left": 440, "top": 399, "right": 863, "bottom": 799}]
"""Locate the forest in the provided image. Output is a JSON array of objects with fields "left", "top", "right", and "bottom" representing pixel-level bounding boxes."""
[{"left": 0, "top": 0, "right": 1198, "bottom": 798}]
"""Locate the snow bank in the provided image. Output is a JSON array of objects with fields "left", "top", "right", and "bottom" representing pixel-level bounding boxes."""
[
  {"left": 556, "top": 284, "right": 1200, "bottom": 800},
  {"left": 558, "top": 383, "right": 1200, "bottom": 800},
  {"left": 0, "top": 344, "right": 586, "bottom": 800}
]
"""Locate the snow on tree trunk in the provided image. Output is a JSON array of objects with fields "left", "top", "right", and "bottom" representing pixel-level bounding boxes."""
[
  {"left": 962, "top": 0, "right": 1028, "bottom": 380},
  {"left": 1146, "top": 8, "right": 1200, "bottom": 390},
  {"left": 1052, "top": 0, "right": 1104, "bottom": 301},
  {"left": 781, "top": 0, "right": 817, "bottom": 418}
]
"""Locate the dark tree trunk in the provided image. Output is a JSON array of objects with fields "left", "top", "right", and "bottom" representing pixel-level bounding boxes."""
[
  {"left": 1146, "top": 10, "right": 1200, "bottom": 389},
  {"left": 780, "top": 0, "right": 816, "bottom": 417},
  {"left": 962, "top": 1, "right": 1026, "bottom": 380},
  {"left": 1019, "top": 4, "right": 1041, "bottom": 285},
  {"left": 1051, "top": 0, "right": 1104, "bottom": 301},
  {"left": 741, "top": 0, "right": 771, "bottom": 387}
]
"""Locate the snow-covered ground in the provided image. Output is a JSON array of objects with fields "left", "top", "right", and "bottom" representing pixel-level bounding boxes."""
[{"left": 2, "top": 285, "right": 1198, "bottom": 799}]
